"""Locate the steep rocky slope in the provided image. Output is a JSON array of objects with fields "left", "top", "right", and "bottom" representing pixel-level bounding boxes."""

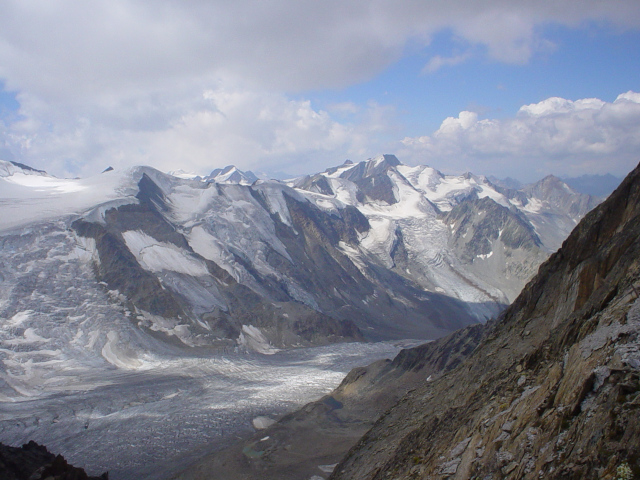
[{"left": 330, "top": 161, "right": 640, "bottom": 479}]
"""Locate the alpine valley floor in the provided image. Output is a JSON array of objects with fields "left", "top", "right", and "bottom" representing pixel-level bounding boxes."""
[{"left": 0, "top": 340, "right": 412, "bottom": 480}]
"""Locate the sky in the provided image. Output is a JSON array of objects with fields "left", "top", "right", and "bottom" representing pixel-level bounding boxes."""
[{"left": 0, "top": 1, "right": 639, "bottom": 182}]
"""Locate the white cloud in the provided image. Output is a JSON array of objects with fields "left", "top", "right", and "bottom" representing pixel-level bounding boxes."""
[
  {"left": 2, "top": 0, "right": 639, "bottom": 98},
  {"left": 327, "top": 102, "right": 361, "bottom": 116},
  {"left": 2, "top": 83, "right": 391, "bottom": 177},
  {"left": 423, "top": 53, "right": 472, "bottom": 74},
  {"left": 398, "top": 92, "right": 640, "bottom": 180}
]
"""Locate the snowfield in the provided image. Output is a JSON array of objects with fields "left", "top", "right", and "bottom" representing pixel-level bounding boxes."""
[{"left": 0, "top": 161, "right": 141, "bottom": 234}]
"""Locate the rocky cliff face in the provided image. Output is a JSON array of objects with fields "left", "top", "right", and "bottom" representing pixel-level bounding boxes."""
[{"left": 329, "top": 162, "right": 640, "bottom": 479}]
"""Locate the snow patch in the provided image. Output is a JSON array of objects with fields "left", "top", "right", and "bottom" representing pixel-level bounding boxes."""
[
  {"left": 259, "top": 185, "right": 295, "bottom": 227},
  {"left": 168, "top": 169, "right": 202, "bottom": 180},
  {"left": 6, "top": 311, "right": 33, "bottom": 328},
  {"left": 237, "top": 325, "right": 279, "bottom": 355},
  {"left": 4, "top": 328, "right": 49, "bottom": 345},
  {"left": 186, "top": 226, "right": 236, "bottom": 277},
  {"left": 252, "top": 416, "right": 276, "bottom": 429},
  {"left": 522, "top": 197, "right": 544, "bottom": 214},
  {"left": 318, "top": 463, "right": 339, "bottom": 473},
  {"left": 122, "top": 230, "right": 209, "bottom": 276},
  {"left": 4, "top": 174, "right": 88, "bottom": 193},
  {"left": 134, "top": 310, "right": 201, "bottom": 347}
]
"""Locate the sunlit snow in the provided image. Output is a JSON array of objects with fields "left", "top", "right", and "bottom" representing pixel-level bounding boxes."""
[
  {"left": 122, "top": 230, "right": 210, "bottom": 276},
  {"left": 0, "top": 162, "right": 140, "bottom": 233}
]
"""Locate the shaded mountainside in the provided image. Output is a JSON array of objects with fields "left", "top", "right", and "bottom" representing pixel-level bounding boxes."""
[
  {"left": 442, "top": 195, "right": 547, "bottom": 302},
  {"left": 69, "top": 169, "right": 477, "bottom": 349},
  {"left": 329, "top": 162, "right": 640, "bottom": 479}
]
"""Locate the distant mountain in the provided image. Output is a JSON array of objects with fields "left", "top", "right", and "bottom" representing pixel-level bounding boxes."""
[
  {"left": 562, "top": 173, "right": 622, "bottom": 197},
  {"left": 167, "top": 168, "right": 202, "bottom": 180},
  {"left": 487, "top": 175, "right": 522, "bottom": 190},
  {"left": 518, "top": 174, "right": 601, "bottom": 251},
  {"left": 204, "top": 165, "right": 259, "bottom": 185}
]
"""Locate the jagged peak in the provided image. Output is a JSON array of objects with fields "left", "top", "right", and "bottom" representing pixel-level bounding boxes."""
[
  {"left": 205, "top": 165, "right": 258, "bottom": 185},
  {"left": 537, "top": 173, "right": 566, "bottom": 185},
  {"left": 340, "top": 154, "right": 401, "bottom": 180},
  {"left": 523, "top": 174, "right": 581, "bottom": 199},
  {"left": 369, "top": 154, "right": 401, "bottom": 168}
]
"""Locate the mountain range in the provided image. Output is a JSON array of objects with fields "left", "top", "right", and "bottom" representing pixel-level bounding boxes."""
[
  {"left": 0, "top": 154, "right": 625, "bottom": 479},
  {"left": 176, "top": 161, "right": 640, "bottom": 480},
  {"left": 1, "top": 155, "right": 598, "bottom": 363}
]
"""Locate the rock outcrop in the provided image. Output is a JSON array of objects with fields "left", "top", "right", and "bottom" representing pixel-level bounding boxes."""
[
  {"left": 0, "top": 441, "right": 107, "bottom": 480},
  {"left": 330, "top": 162, "right": 640, "bottom": 479}
]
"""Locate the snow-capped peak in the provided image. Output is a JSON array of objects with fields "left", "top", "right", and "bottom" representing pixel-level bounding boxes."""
[
  {"left": 204, "top": 165, "right": 258, "bottom": 185},
  {"left": 0, "top": 159, "right": 49, "bottom": 178}
]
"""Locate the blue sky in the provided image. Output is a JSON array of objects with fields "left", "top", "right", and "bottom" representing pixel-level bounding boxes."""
[
  {"left": 304, "top": 23, "right": 640, "bottom": 141},
  {"left": 1, "top": 1, "right": 639, "bottom": 182}
]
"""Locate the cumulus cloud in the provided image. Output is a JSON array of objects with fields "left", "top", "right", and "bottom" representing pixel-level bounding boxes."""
[
  {"left": 2, "top": 83, "right": 392, "bottom": 177},
  {"left": 398, "top": 92, "right": 640, "bottom": 179}
]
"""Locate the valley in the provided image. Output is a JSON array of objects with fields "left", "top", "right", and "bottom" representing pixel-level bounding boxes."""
[{"left": 0, "top": 340, "right": 409, "bottom": 480}]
